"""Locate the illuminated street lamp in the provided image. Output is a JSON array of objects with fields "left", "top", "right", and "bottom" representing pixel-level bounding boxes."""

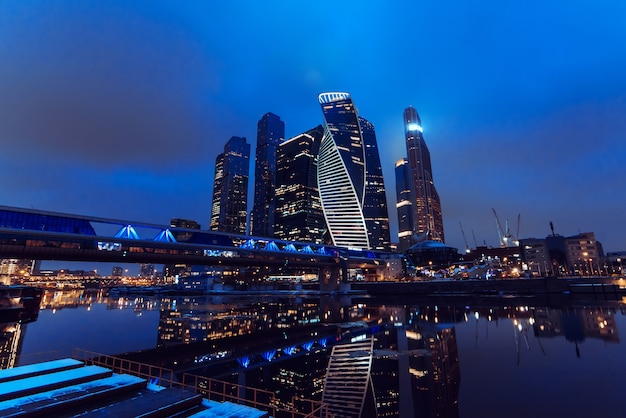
[
  {"left": 618, "top": 258, "right": 623, "bottom": 276},
  {"left": 582, "top": 252, "right": 589, "bottom": 276}
]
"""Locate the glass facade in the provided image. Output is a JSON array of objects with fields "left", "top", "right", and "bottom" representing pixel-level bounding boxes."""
[
  {"left": 209, "top": 153, "right": 225, "bottom": 231},
  {"left": 250, "top": 112, "right": 285, "bottom": 238},
  {"left": 395, "top": 158, "right": 414, "bottom": 251},
  {"left": 401, "top": 106, "right": 445, "bottom": 245},
  {"left": 317, "top": 92, "right": 369, "bottom": 249},
  {"left": 274, "top": 126, "right": 326, "bottom": 244},
  {"left": 360, "top": 117, "right": 391, "bottom": 251},
  {"left": 209, "top": 136, "right": 250, "bottom": 234},
  {"left": 0, "top": 209, "right": 96, "bottom": 235}
]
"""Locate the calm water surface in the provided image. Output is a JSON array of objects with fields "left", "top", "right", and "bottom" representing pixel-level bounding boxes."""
[{"left": 10, "top": 289, "right": 626, "bottom": 417}]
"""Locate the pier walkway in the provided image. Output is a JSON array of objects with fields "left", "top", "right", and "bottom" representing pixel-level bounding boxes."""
[{"left": 0, "top": 352, "right": 330, "bottom": 417}]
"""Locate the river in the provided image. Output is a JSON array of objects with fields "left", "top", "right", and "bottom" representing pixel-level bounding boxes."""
[{"left": 6, "top": 289, "right": 625, "bottom": 417}]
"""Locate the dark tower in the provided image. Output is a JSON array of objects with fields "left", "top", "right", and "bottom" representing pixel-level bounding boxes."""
[
  {"left": 395, "top": 158, "right": 414, "bottom": 251},
  {"left": 274, "top": 126, "right": 326, "bottom": 243},
  {"left": 251, "top": 113, "right": 285, "bottom": 237},
  {"left": 210, "top": 136, "right": 250, "bottom": 234},
  {"left": 360, "top": 116, "right": 391, "bottom": 251}
]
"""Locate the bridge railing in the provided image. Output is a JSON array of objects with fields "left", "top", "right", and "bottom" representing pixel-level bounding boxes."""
[{"left": 72, "top": 349, "right": 331, "bottom": 418}]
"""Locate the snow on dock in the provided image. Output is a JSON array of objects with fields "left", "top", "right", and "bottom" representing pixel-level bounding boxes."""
[
  {"left": 0, "top": 358, "right": 83, "bottom": 384},
  {"left": 0, "top": 357, "right": 269, "bottom": 417}
]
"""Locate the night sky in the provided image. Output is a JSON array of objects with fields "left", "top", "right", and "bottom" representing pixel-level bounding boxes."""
[{"left": 1, "top": 1, "right": 625, "bottom": 255}]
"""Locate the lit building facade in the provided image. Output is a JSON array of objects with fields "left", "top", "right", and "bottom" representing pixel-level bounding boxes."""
[
  {"left": 170, "top": 218, "right": 200, "bottom": 229},
  {"left": 251, "top": 113, "right": 285, "bottom": 237},
  {"left": 209, "top": 153, "right": 225, "bottom": 230},
  {"left": 274, "top": 126, "right": 327, "bottom": 243},
  {"left": 396, "top": 106, "right": 445, "bottom": 248},
  {"left": 139, "top": 263, "right": 155, "bottom": 278},
  {"left": 521, "top": 231, "right": 603, "bottom": 276},
  {"left": 565, "top": 232, "right": 601, "bottom": 275},
  {"left": 317, "top": 92, "right": 369, "bottom": 249},
  {"left": 395, "top": 158, "right": 413, "bottom": 251},
  {"left": 360, "top": 117, "right": 391, "bottom": 251},
  {"left": 209, "top": 136, "right": 250, "bottom": 234},
  {"left": 519, "top": 238, "right": 551, "bottom": 276}
]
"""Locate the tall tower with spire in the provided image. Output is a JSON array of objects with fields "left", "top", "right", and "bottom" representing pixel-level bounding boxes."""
[{"left": 396, "top": 106, "right": 445, "bottom": 250}]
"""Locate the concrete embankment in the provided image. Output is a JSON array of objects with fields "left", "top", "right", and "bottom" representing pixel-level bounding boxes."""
[{"left": 351, "top": 277, "right": 625, "bottom": 298}]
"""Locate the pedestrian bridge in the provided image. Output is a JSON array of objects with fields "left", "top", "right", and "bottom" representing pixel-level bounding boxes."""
[{"left": 0, "top": 205, "right": 389, "bottom": 286}]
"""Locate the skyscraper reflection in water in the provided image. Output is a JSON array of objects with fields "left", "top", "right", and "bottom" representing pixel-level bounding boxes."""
[{"left": 11, "top": 290, "right": 625, "bottom": 417}]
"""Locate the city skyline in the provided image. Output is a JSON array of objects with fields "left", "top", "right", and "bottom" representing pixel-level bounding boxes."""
[{"left": 1, "top": 2, "right": 625, "bottom": 253}]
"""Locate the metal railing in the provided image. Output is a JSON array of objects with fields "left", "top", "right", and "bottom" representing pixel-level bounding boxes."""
[{"left": 72, "top": 349, "right": 330, "bottom": 418}]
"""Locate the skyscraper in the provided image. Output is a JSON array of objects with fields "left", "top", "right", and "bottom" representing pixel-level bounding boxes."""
[
  {"left": 396, "top": 106, "right": 445, "bottom": 249},
  {"left": 317, "top": 92, "right": 369, "bottom": 249},
  {"left": 210, "top": 153, "right": 225, "bottom": 230},
  {"left": 360, "top": 117, "right": 391, "bottom": 251},
  {"left": 209, "top": 136, "right": 250, "bottom": 234},
  {"left": 395, "top": 158, "right": 414, "bottom": 251},
  {"left": 274, "top": 125, "right": 326, "bottom": 243},
  {"left": 250, "top": 112, "right": 285, "bottom": 237}
]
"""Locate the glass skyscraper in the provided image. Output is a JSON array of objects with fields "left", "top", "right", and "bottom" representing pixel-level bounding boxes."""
[
  {"left": 317, "top": 92, "right": 389, "bottom": 250},
  {"left": 274, "top": 126, "right": 326, "bottom": 243},
  {"left": 396, "top": 106, "right": 445, "bottom": 249},
  {"left": 250, "top": 112, "right": 285, "bottom": 237},
  {"left": 395, "top": 158, "right": 414, "bottom": 251},
  {"left": 209, "top": 136, "right": 250, "bottom": 234},
  {"left": 360, "top": 117, "right": 391, "bottom": 251}
]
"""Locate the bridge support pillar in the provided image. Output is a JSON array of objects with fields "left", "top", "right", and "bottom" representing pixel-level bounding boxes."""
[
  {"left": 319, "top": 259, "right": 350, "bottom": 292},
  {"left": 319, "top": 266, "right": 340, "bottom": 292}
]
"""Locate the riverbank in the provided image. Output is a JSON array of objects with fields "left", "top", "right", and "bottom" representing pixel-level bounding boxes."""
[
  {"left": 351, "top": 276, "right": 626, "bottom": 298},
  {"left": 106, "top": 283, "right": 366, "bottom": 297},
  {"left": 58, "top": 276, "right": 626, "bottom": 302}
]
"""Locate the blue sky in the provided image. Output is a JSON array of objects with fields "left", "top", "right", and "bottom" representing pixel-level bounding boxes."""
[{"left": 1, "top": 1, "right": 625, "bottom": 256}]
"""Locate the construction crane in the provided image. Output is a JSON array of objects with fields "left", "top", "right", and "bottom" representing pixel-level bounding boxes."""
[
  {"left": 492, "top": 208, "right": 520, "bottom": 247},
  {"left": 492, "top": 208, "right": 506, "bottom": 247},
  {"left": 459, "top": 222, "right": 471, "bottom": 253},
  {"left": 515, "top": 214, "right": 521, "bottom": 246}
]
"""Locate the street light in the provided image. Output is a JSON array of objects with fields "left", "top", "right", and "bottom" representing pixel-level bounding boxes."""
[{"left": 618, "top": 258, "right": 623, "bottom": 276}]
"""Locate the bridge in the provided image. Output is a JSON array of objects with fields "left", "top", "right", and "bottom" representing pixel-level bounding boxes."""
[{"left": 0, "top": 205, "right": 389, "bottom": 290}]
